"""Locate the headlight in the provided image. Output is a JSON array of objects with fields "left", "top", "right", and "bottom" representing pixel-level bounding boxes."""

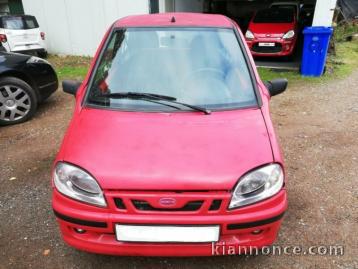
[
  {"left": 27, "top": 56, "right": 49, "bottom": 64},
  {"left": 53, "top": 162, "right": 107, "bottom": 207},
  {"left": 229, "top": 164, "right": 284, "bottom": 209},
  {"left": 245, "top": 30, "right": 255, "bottom": 40},
  {"left": 282, "top": 30, "right": 295, "bottom": 40}
]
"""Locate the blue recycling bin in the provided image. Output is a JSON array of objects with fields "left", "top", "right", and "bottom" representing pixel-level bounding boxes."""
[{"left": 301, "top": 27, "right": 333, "bottom": 77}]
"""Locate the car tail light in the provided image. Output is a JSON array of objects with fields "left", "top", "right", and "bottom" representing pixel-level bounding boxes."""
[
  {"left": 0, "top": 34, "right": 7, "bottom": 43},
  {"left": 40, "top": 32, "right": 45, "bottom": 40}
]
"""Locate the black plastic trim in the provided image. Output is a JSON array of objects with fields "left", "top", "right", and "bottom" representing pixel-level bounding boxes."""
[
  {"left": 131, "top": 199, "right": 203, "bottom": 211},
  {"left": 227, "top": 211, "right": 285, "bottom": 230},
  {"left": 114, "top": 198, "right": 126, "bottom": 209},
  {"left": 209, "top": 199, "right": 222, "bottom": 211},
  {"left": 53, "top": 210, "right": 107, "bottom": 228}
]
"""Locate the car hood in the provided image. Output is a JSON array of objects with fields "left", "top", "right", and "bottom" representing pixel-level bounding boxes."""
[
  {"left": 249, "top": 22, "right": 295, "bottom": 36},
  {"left": 62, "top": 107, "right": 273, "bottom": 190}
]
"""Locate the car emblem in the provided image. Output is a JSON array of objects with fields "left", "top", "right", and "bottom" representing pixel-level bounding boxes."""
[
  {"left": 266, "top": 34, "right": 271, "bottom": 37},
  {"left": 159, "top": 197, "right": 177, "bottom": 206}
]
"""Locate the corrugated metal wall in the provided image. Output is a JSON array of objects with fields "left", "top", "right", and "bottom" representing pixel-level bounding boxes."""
[{"left": 22, "top": 0, "right": 149, "bottom": 56}]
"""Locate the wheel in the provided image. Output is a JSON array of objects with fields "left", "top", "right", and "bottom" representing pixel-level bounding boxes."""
[
  {"left": 0, "top": 77, "right": 38, "bottom": 126},
  {"left": 37, "top": 50, "right": 48, "bottom": 58}
]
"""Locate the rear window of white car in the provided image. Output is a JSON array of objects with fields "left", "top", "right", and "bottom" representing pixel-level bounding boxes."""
[{"left": 1, "top": 16, "right": 39, "bottom": 30}]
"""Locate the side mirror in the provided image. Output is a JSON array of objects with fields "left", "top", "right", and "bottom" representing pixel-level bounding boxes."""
[
  {"left": 264, "top": 79, "right": 288, "bottom": 97},
  {"left": 62, "top": 80, "right": 82, "bottom": 96}
]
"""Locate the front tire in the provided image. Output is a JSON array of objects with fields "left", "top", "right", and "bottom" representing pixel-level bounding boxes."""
[{"left": 0, "top": 77, "right": 38, "bottom": 126}]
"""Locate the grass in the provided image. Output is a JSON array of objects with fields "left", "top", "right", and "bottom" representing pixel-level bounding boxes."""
[
  {"left": 47, "top": 54, "right": 92, "bottom": 80},
  {"left": 258, "top": 40, "right": 358, "bottom": 85},
  {"left": 333, "top": 21, "right": 358, "bottom": 43}
]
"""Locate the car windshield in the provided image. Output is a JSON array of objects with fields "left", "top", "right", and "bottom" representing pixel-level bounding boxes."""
[
  {"left": 254, "top": 9, "right": 294, "bottom": 23},
  {"left": 86, "top": 27, "right": 257, "bottom": 112},
  {"left": 1, "top": 16, "right": 39, "bottom": 30}
]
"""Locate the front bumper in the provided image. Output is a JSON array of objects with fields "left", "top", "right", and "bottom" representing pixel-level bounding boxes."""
[
  {"left": 52, "top": 189, "right": 287, "bottom": 256},
  {"left": 246, "top": 38, "right": 296, "bottom": 57}
]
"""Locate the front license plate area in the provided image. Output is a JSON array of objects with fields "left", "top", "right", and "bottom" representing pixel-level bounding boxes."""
[
  {"left": 115, "top": 224, "right": 220, "bottom": 243},
  {"left": 259, "top": 42, "right": 275, "bottom": 47}
]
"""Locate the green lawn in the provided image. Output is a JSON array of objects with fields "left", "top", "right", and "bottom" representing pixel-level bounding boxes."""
[{"left": 47, "top": 55, "right": 92, "bottom": 81}]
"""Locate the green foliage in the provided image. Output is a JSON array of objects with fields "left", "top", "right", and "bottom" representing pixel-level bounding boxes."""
[{"left": 333, "top": 22, "right": 358, "bottom": 43}]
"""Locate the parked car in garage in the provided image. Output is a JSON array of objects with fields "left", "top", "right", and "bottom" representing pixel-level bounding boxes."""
[
  {"left": 53, "top": 13, "right": 288, "bottom": 256},
  {"left": 0, "top": 52, "right": 58, "bottom": 126},
  {"left": 0, "top": 15, "right": 47, "bottom": 58},
  {"left": 245, "top": 8, "right": 299, "bottom": 57}
]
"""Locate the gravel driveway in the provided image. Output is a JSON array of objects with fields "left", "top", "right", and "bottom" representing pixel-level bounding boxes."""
[{"left": 0, "top": 70, "right": 357, "bottom": 269}]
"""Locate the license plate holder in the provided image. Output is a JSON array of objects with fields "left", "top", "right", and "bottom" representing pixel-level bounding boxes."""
[
  {"left": 115, "top": 224, "right": 220, "bottom": 243},
  {"left": 258, "top": 42, "right": 275, "bottom": 47}
]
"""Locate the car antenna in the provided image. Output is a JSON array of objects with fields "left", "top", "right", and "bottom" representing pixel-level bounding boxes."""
[{"left": 171, "top": 16, "right": 176, "bottom": 23}]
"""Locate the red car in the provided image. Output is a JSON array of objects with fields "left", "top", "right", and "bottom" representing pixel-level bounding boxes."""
[
  {"left": 245, "top": 8, "right": 298, "bottom": 57},
  {"left": 52, "top": 13, "right": 288, "bottom": 256}
]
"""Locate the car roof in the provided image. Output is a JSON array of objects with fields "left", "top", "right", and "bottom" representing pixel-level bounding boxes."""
[{"left": 114, "top": 13, "right": 234, "bottom": 28}]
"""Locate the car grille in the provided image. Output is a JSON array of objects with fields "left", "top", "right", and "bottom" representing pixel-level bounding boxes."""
[
  {"left": 252, "top": 43, "right": 282, "bottom": 53},
  {"left": 131, "top": 199, "right": 204, "bottom": 211},
  {"left": 107, "top": 191, "right": 229, "bottom": 214}
]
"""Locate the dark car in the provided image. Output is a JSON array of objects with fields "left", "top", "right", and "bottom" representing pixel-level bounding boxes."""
[{"left": 0, "top": 52, "right": 57, "bottom": 125}]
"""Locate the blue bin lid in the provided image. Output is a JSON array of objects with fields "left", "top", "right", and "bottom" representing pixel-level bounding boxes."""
[{"left": 303, "top": 26, "right": 333, "bottom": 34}]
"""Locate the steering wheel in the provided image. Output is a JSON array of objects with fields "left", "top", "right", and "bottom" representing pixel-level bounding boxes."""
[
  {"left": 181, "top": 68, "right": 231, "bottom": 100},
  {"left": 183, "top": 67, "right": 223, "bottom": 82}
]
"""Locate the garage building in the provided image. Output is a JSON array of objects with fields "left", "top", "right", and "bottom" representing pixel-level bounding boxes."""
[{"left": 19, "top": 0, "right": 338, "bottom": 56}]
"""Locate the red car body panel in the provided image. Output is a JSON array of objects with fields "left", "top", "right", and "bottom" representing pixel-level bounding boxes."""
[
  {"left": 53, "top": 189, "right": 286, "bottom": 256},
  {"left": 52, "top": 13, "right": 287, "bottom": 256},
  {"left": 61, "top": 108, "right": 273, "bottom": 190},
  {"left": 245, "top": 12, "right": 298, "bottom": 57},
  {"left": 249, "top": 23, "right": 295, "bottom": 36}
]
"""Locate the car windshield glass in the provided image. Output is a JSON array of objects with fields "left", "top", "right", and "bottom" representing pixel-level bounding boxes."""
[
  {"left": 254, "top": 9, "right": 294, "bottom": 23},
  {"left": 2, "top": 16, "right": 39, "bottom": 29},
  {"left": 86, "top": 27, "right": 257, "bottom": 112}
]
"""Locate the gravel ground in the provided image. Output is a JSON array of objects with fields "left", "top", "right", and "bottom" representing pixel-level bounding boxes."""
[{"left": 0, "top": 70, "right": 357, "bottom": 269}]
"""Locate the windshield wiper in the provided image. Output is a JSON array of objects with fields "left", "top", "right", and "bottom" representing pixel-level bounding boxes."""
[{"left": 95, "top": 91, "right": 211, "bottom": 115}]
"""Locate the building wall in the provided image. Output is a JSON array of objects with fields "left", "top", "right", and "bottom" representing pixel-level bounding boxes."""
[
  {"left": 312, "top": 0, "right": 337, "bottom": 27},
  {"left": 22, "top": 0, "right": 149, "bottom": 56}
]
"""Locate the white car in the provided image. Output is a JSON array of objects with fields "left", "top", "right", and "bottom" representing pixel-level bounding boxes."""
[
  {"left": 0, "top": 15, "right": 47, "bottom": 58},
  {"left": 270, "top": 1, "right": 302, "bottom": 19}
]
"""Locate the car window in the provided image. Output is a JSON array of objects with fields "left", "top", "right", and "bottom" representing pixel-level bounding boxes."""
[
  {"left": 253, "top": 9, "right": 294, "bottom": 23},
  {"left": 87, "top": 27, "right": 257, "bottom": 112},
  {"left": 24, "top": 17, "right": 39, "bottom": 29},
  {"left": 2, "top": 16, "right": 39, "bottom": 29},
  {"left": 3, "top": 17, "right": 24, "bottom": 29}
]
